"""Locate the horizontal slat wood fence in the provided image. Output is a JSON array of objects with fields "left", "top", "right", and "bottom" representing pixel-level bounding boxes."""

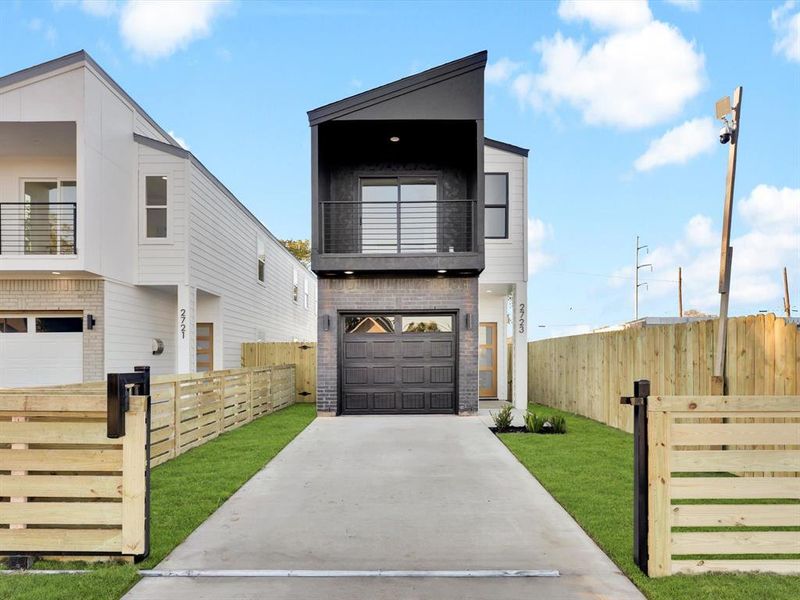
[
  {"left": 528, "top": 315, "right": 798, "bottom": 433},
  {"left": 242, "top": 342, "right": 316, "bottom": 404},
  {"left": 0, "top": 395, "right": 147, "bottom": 558},
  {"left": 0, "top": 365, "right": 294, "bottom": 559},
  {"left": 647, "top": 395, "right": 800, "bottom": 577}
]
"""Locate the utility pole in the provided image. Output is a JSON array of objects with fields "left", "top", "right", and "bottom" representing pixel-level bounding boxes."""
[
  {"left": 634, "top": 235, "right": 652, "bottom": 321},
  {"left": 678, "top": 267, "right": 683, "bottom": 318},
  {"left": 713, "top": 86, "right": 743, "bottom": 392},
  {"left": 784, "top": 267, "right": 792, "bottom": 319}
]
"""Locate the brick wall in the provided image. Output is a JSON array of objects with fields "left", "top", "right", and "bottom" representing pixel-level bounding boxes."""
[
  {"left": 316, "top": 275, "right": 479, "bottom": 415},
  {"left": 0, "top": 279, "right": 104, "bottom": 381}
]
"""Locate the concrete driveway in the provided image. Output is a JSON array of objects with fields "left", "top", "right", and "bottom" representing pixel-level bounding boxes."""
[{"left": 124, "top": 416, "right": 643, "bottom": 599}]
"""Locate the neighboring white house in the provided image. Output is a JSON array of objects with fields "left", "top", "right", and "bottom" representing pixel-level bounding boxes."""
[
  {"left": 0, "top": 51, "right": 316, "bottom": 387},
  {"left": 479, "top": 138, "right": 528, "bottom": 410}
]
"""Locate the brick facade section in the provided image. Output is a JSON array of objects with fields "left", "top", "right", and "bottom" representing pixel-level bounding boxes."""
[
  {"left": 316, "top": 276, "right": 479, "bottom": 415},
  {"left": 0, "top": 279, "right": 104, "bottom": 381}
]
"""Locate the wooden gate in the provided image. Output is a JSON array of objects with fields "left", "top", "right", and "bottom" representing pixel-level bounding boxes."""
[
  {"left": 624, "top": 383, "right": 800, "bottom": 577},
  {"left": 0, "top": 381, "right": 149, "bottom": 560}
]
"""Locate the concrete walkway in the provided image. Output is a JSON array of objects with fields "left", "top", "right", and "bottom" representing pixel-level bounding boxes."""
[{"left": 124, "top": 416, "right": 643, "bottom": 599}]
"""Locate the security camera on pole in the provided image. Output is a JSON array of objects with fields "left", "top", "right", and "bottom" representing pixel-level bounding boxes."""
[{"left": 712, "top": 86, "right": 743, "bottom": 394}]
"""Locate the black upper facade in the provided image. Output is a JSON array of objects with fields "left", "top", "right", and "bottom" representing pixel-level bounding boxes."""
[{"left": 308, "top": 51, "right": 487, "bottom": 275}]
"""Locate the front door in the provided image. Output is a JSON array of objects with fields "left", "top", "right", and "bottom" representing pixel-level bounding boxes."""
[
  {"left": 479, "top": 322, "right": 497, "bottom": 398},
  {"left": 196, "top": 323, "right": 213, "bottom": 372}
]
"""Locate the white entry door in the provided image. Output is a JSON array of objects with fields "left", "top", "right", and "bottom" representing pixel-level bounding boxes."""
[{"left": 0, "top": 314, "right": 83, "bottom": 387}]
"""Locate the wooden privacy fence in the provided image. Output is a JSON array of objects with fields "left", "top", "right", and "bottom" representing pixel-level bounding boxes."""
[
  {"left": 242, "top": 342, "right": 316, "bottom": 405},
  {"left": 627, "top": 391, "right": 800, "bottom": 577},
  {"left": 0, "top": 391, "right": 148, "bottom": 559},
  {"left": 529, "top": 314, "right": 799, "bottom": 433},
  {"left": 148, "top": 365, "right": 295, "bottom": 467},
  {"left": 0, "top": 365, "right": 294, "bottom": 560}
]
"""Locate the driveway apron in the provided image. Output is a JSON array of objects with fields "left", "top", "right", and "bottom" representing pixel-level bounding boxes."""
[{"left": 124, "top": 416, "right": 643, "bottom": 599}]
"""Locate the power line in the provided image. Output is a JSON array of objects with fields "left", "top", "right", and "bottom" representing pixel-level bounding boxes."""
[{"left": 538, "top": 269, "right": 679, "bottom": 284}]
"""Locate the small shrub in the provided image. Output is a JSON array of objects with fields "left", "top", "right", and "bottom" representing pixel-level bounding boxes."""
[
  {"left": 524, "top": 411, "right": 567, "bottom": 434},
  {"left": 492, "top": 404, "right": 514, "bottom": 432}
]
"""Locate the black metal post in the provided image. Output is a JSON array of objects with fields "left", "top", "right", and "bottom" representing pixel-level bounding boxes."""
[{"left": 621, "top": 379, "right": 650, "bottom": 575}]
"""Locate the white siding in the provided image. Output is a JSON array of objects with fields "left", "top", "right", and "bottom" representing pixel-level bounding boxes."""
[
  {"left": 104, "top": 280, "right": 176, "bottom": 375},
  {"left": 137, "top": 145, "right": 187, "bottom": 283},
  {"left": 482, "top": 145, "right": 527, "bottom": 284},
  {"left": 187, "top": 163, "right": 316, "bottom": 369}
]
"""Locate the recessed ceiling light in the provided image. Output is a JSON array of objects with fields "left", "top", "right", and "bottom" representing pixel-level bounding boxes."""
[
  {"left": 389, "top": 136, "right": 400, "bottom": 143},
  {"left": 161, "top": 176, "right": 168, "bottom": 180},
  {"left": 344, "top": 270, "right": 354, "bottom": 275},
  {"left": 487, "top": 289, "right": 493, "bottom": 293},
  {"left": 437, "top": 269, "right": 447, "bottom": 274},
  {"left": 51, "top": 271, "right": 61, "bottom": 275}
]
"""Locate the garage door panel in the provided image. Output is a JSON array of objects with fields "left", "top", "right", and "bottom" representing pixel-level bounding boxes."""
[
  {"left": 0, "top": 317, "right": 82, "bottom": 388},
  {"left": 341, "top": 313, "right": 456, "bottom": 415}
]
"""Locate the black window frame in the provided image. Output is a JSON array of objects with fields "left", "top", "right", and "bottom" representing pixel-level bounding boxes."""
[{"left": 484, "top": 172, "right": 509, "bottom": 239}]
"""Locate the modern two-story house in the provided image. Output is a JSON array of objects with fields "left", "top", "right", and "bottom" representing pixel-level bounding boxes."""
[
  {"left": 0, "top": 51, "right": 316, "bottom": 387},
  {"left": 309, "top": 51, "right": 528, "bottom": 415}
]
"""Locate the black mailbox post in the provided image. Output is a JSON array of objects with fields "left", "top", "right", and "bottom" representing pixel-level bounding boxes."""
[{"left": 107, "top": 365, "right": 150, "bottom": 439}]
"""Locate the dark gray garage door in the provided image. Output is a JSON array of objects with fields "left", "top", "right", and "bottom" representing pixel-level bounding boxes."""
[{"left": 340, "top": 313, "right": 456, "bottom": 414}]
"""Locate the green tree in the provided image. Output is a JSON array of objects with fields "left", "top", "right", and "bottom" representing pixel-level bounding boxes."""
[{"left": 281, "top": 239, "right": 311, "bottom": 266}]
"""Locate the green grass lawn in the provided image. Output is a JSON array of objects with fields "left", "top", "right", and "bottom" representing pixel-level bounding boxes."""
[
  {"left": 500, "top": 404, "right": 800, "bottom": 600},
  {"left": 1, "top": 403, "right": 316, "bottom": 600}
]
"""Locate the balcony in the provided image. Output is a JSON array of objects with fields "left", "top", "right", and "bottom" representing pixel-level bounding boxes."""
[
  {"left": 321, "top": 198, "right": 475, "bottom": 255},
  {"left": 0, "top": 202, "right": 77, "bottom": 255}
]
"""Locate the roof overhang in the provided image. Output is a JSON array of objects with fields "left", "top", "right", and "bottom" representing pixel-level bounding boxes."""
[{"left": 484, "top": 137, "right": 529, "bottom": 157}]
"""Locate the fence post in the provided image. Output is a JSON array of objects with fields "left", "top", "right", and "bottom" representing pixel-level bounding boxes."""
[
  {"left": 621, "top": 379, "right": 650, "bottom": 575},
  {"left": 647, "top": 394, "right": 671, "bottom": 577},
  {"left": 173, "top": 378, "right": 180, "bottom": 459}
]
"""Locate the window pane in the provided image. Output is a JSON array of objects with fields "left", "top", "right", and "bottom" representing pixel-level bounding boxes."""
[
  {"left": 36, "top": 317, "right": 83, "bottom": 333},
  {"left": 2, "top": 318, "right": 27, "bottom": 333},
  {"left": 361, "top": 179, "right": 398, "bottom": 253},
  {"left": 60, "top": 181, "right": 77, "bottom": 204},
  {"left": 485, "top": 207, "right": 507, "bottom": 238},
  {"left": 485, "top": 174, "right": 507, "bottom": 206},
  {"left": 145, "top": 176, "right": 167, "bottom": 206},
  {"left": 345, "top": 316, "right": 395, "bottom": 334},
  {"left": 24, "top": 181, "right": 58, "bottom": 203},
  {"left": 146, "top": 207, "right": 167, "bottom": 238},
  {"left": 400, "top": 180, "right": 437, "bottom": 253},
  {"left": 401, "top": 315, "right": 453, "bottom": 333},
  {"left": 400, "top": 181, "right": 436, "bottom": 202}
]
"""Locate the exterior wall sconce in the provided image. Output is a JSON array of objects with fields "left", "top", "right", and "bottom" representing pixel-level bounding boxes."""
[
  {"left": 86, "top": 314, "right": 96, "bottom": 330},
  {"left": 323, "top": 315, "right": 331, "bottom": 331},
  {"left": 152, "top": 338, "right": 165, "bottom": 356},
  {"left": 465, "top": 313, "right": 472, "bottom": 330}
]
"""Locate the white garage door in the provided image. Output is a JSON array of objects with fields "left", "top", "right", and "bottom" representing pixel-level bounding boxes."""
[{"left": 0, "top": 315, "right": 83, "bottom": 387}]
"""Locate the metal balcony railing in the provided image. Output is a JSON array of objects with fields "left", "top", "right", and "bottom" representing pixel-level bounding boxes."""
[
  {"left": 0, "top": 202, "right": 77, "bottom": 255},
  {"left": 321, "top": 199, "right": 476, "bottom": 255}
]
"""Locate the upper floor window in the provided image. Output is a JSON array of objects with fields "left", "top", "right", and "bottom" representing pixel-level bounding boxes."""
[
  {"left": 292, "top": 270, "right": 299, "bottom": 303},
  {"left": 485, "top": 173, "right": 508, "bottom": 239},
  {"left": 145, "top": 176, "right": 168, "bottom": 239},
  {"left": 257, "top": 238, "right": 266, "bottom": 282},
  {"left": 303, "top": 279, "right": 310, "bottom": 309}
]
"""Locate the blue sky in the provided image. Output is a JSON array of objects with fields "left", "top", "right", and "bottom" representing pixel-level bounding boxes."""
[{"left": 2, "top": 0, "right": 798, "bottom": 339}]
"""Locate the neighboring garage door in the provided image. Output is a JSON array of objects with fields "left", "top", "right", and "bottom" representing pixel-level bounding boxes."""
[
  {"left": 340, "top": 313, "right": 456, "bottom": 414},
  {"left": 0, "top": 314, "right": 83, "bottom": 387}
]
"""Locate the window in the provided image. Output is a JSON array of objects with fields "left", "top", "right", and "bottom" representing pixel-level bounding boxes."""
[
  {"left": 35, "top": 317, "right": 83, "bottom": 333},
  {"left": 257, "top": 238, "right": 266, "bottom": 282},
  {"left": 303, "top": 279, "right": 310, "bottom": 309},
  {"left": 292, "top": 270, "right": 299, "bottom": 302},
  {"left": 401, "top": 315, "right": 453, "bottom": 333},
  {"left": 145, "top": 176, "right": 168, "bottom": 239},
  {"left": 485, "top": 173, "right": 508, "bottom": 239},
  {"left": 1, "top": 317, "right": 27, "bottom": 333},
  {"left": 360, "top": 177, "right": 438, "bottom": 253},
  {"left": 19, "top": 180, "right": 77, "bottom": 254},
  {"left": 345, "top": 315, "right": 395, "bottom": 334}
]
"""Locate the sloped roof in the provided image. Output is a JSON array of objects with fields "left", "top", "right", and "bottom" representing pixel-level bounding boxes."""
[
  {"left": 308, "top": 51, "right": 487, "bottom": 126},
  {"left": 0, "top": 50, "right": 181, "bottom": 149},
  {"left": 484, "top": 137, "right": 529, "bottom": 157}
]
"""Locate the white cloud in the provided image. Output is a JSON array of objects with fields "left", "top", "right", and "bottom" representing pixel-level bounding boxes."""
[
  {"left": 634, "top": 117, "right": 717, "bottom": 171},
  {"left": 665, "top": 0, "right": 700, "bottom": 11},
  {"left": 53, "top": 0, "right": 117, "bottom": 16},
  {"left": 558, "top": 0, "right": 652, "bottom": 31},
  {"left": 485, "top": 57, "right": 522, "bottom": 84},
  {"left": 610, "top": 185, "right": 800, "bottom": 313},
  {"left": 28, "top": 17, "right": 58, "bottom": 44},
  {"left": 771, "top": 1, "right": 800, "bottom": 63},
  {"left": 120, "top": 0, "right": 230, "bottom": 60},
  {"left": 513, "top": 14, "right": 705, "bottom": 129},
  {"left": 167, "top": 130, "right": 189, "bottom": 150},
  {"left": 529, "top": 218, "right": 556, "bottom": 275}
]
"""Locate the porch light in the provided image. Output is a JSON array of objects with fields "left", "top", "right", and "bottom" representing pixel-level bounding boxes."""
[
  {"left": 344, "top": 270, "right": 354, "bottom": 275},
  {"left": 51, "top": 271, "right": 61, "bottom": 275},
  {"left": 437, "top": 270, "right": 447, "bottom": 274},
  {"left": 389, "top": 136, "right": 400, "bottom": 142}
]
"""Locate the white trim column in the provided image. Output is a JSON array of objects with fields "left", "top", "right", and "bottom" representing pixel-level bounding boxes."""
[
  {"left": 512, "top": 282, "right": 528, "bottom": 410},
  {"left": 176, "top": 284, "right": 196, "bottom": 373}
]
